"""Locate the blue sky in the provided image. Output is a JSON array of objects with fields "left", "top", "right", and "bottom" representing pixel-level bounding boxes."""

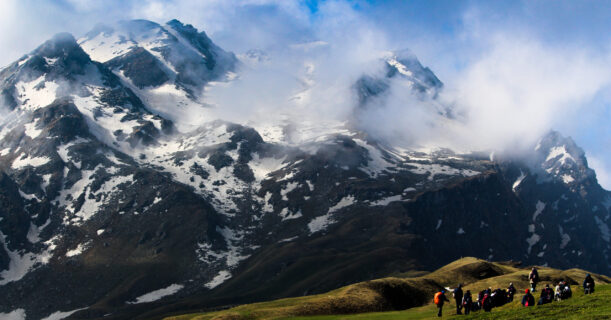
[{"left": 1, "top": 0, "right": 610, "bottom": 187}]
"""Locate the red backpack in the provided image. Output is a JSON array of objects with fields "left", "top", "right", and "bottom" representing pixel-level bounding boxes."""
[{"left": 434, "top": 292, "right": 442, "bottom": 305}]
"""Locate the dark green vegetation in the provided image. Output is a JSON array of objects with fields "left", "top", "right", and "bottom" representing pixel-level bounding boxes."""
[{"left": 163, "top": 257, "right": 611, "bottom": 320}]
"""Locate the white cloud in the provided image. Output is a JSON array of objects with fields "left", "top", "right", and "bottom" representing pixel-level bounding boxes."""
[
  {"left": 441, "top": 35, "right": 611, "bottom": 152},
  {"left": 588, "top": 155, "right": 611, "bottom": 190}
]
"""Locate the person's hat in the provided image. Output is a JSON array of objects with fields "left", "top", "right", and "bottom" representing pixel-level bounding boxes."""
[{"left": 525, "top": 289, "right": 530, "bottom": 293}]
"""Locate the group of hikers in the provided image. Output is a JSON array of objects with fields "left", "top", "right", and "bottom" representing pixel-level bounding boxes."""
[{"left": 433, "top": 267, "right": 597, "bottom": 317}]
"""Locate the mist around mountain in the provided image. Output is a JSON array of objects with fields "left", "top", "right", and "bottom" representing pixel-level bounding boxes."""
[{"left": 0, "top": 19, "right": 609, "bottom": 320}]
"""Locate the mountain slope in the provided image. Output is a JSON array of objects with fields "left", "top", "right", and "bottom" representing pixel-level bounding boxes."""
[{"left": 0, "top": 19, "right": 608, "bottom": 320}]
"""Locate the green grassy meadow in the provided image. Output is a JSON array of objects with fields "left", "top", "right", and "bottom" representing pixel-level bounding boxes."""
[{"left": 164, "top": 258, "right": 611, "bottom": 320}]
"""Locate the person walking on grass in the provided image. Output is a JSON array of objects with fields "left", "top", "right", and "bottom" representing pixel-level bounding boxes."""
[
  {"left": 529, "top": 267, "right": 540, "bottom": 292},
  {"left": 434, "top": 289, "right": 450, "bottom": 317},
  {"left": 453, "top": 284, "right": 464, "bottom": 315},
  {"left": 522, "top": 289, "right": 535, "bottom": 307}
]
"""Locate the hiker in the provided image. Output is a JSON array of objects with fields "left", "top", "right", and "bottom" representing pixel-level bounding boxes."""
[
  {"left": 507, "top": 282, "right": 516, "bottom": 302},
  {"left": 555, "top": 281, "right": 572, "bottom": 300},
  {"left": 521, "top": 289, "right": 535, "bottom": 307},
  {"left": 481, "top": 288, "right": 493, "bottom": 312},
  {"left": 555, "top": 281, "right": 563, "bottom": 301},
  {"left": 462, "top": 290, "right": 473, "bottom": 315},
  {"left": 584, "top": 274, "right": 595, "bottom": 294},
  {"left": 477, "top": 289, "right": 484, "bottom": 309},
  {"left": 563, "top": 281, "right": 572, "bottom": 299},
  {"left": 538, "top": 284, "right": 553, "bottom": 305},
  {"left": 471, "top": 291, "right": 482, "bottom": 312},
  {"left": 529, "top": 267, "right": 540, "bottom": 292},
  {"left": 434, "top": 289, "right": 450, "bottom": 317},
  {"left": 491, "top": 288, "right": 507, "bottom": 307},
  {"left": 453, "top": 284, "right": 464, "bottom": 314}
]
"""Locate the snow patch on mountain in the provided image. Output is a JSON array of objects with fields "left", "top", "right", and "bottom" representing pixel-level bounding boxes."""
[
  {"left": 127, "top": 284, "right": 184, "bottom": 304},
  {"left": 513, "top": 170, "right": 526, "bottom": 192},
  {"left": 65, "top": 242, "right": 90, "bottom": 257},
  {"left": 562, "top": 174, "right": 575, "bottom": 184},
  {"left": 308, "top": 213, "right": 334, "bottom": 234},
  {"left": 249, "top": 154, "right": 287, "bottom": 181},
  {"left": 594, "top": 216, "right": 610, "bottom": 242},
  {"left": 205, "top": 271, "right": 231, "bottom": 289},
  {"left": 27, "top": 219, "right": 50, "bottom": 243},
  {"left": 54, "top": 164, "right": 133, "bottom": 224},
  {"left": 328, "top": 195, "right": 356, "bottom": 213},
  {"left": 0, "top": 309, "right": 26, "bottom": 320},
  {"left": 559, "top": 226, "right": 571, "bottom": 249},
  {"left": 19, "top": 189, "right": 40, "bottom": 202},
  {"left": 15, "top": 76, "right": 59, "bottom": 111},
  {"left": 56, "top": 137, "right": 89, "bottom": 168},
  {"left": 41, "top": 307, "right": 88, "bottom": 320},
  {"left": 533, "top": 201, "right": 546, "bottom": 221},
  {"left": 12, "top": 155, "right": 51, "bottom": 169},
  {"left": 281, "top": 182, "right": 299, "bottom": 201},
  {"left": 215, "top": 227, "right": 250, "bottom": 267},
  {"left": 407, "top": 162, "right": 479, "bottom": 181},
  {"left": 353, "top": 139, "right": 396, "bottom": 177},
  {"left": 546, "top": 146, "right": 575, "bottom": 165},
  {"left": 369, "top": 194, "right": 403, "bottom": 206},
  {"left": 526, "top": 233, "right": 541, "bottom": 255},
  {"left": 308, "top": 196, "right": 356, "bottom": 234},
  {"left": 0, "top": 231, "right": 55, "bottom": 285},
  {"left": 280, "top": 208, "right": 302, "bottom": 221},
  {"left": 23, "top": 120, "right": 43, "bottom": 139},
  {"left": 71, "top": 92, "right": 141, "bottom": 151},
  {"left": 78, "top": 31, "right": 135, "bottom": 63}
]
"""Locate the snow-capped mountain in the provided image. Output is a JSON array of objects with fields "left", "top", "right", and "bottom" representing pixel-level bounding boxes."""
[
  {"left": 0, "top": 19, "right": 609, "bottom": 320},
  {"left": 79, "top": 19, "right": 237, "bottom": 129}
]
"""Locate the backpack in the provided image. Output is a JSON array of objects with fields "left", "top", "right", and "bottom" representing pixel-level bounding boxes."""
[
  {"left": 434, "top": 292, "right": 442, "bottom": 305},
  {"left": 482, "top": 294, "right": 492, "bottom": 309}
]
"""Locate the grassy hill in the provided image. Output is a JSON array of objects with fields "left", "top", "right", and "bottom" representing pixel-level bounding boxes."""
[{"left": 163, "top": 257, "right": 611, "bottom": 320}]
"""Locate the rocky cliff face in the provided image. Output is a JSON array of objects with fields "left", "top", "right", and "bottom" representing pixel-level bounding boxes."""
[{"left": 0, "top": 19, "right": 608, "bottom": 320}]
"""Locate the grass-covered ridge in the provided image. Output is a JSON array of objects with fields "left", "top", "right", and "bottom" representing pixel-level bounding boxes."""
[{"left": 164, "top": 257, "right": 611, "bottom": 320}]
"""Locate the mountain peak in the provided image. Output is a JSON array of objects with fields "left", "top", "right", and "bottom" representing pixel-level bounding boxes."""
[
  {"left": 166, "top": 18, "right": 190, "bottom": 30},
  {"left": 385, "top": 49, "right": 443, "bottom": 91},
  {"left": 535, "top": 130, "right": 593, "bottom": 185},
  {"left": 166, "top": 19, "right": 205, "bottom": 35},
  {"left": 35, "top": 32, "right": 83, "bottom": 58}
]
